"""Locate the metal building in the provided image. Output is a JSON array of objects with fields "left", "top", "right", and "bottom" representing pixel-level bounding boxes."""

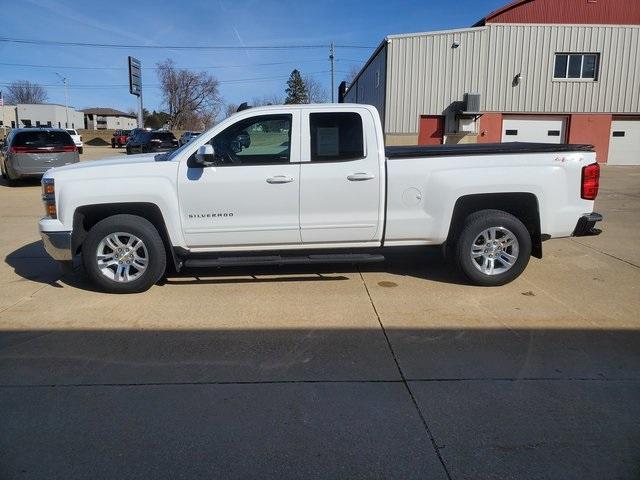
[
  {"left": 344, "top": 0, "right": 640, "bottom": 164},
  {"left": 0, "top": 104, "right": 84, "bottom": 130}
]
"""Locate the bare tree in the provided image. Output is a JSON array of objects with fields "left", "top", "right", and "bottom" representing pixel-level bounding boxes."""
[
  {"left": 303, "top": 75, "right": 328, "bottom": 103},
  {"left": 5, "top": 80, "right": 48, "bottom": 104},
  {"left": 224, "top": 103, "right": 239, "bottom": 119},
  {"left": 156, "top": 59, "right": 223, "bottom": 129},
  {"left": 344, "top": 65, "right": 362, "bottom": 85},
  {"left": 251, "top": 94, "right": 284, "bottom": 106}
]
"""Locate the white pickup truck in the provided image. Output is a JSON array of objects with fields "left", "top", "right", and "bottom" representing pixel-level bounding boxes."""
[{"left": 38, "top": 104, "right": 602, "bottom": 293}]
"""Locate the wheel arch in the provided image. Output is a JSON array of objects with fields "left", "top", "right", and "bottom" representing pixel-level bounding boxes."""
[
  {"left": 73, "top": 202, "right": 181, "bottom": 271},
  {"left": 446, "top": 192, "right": 543, "bottom": 258}
]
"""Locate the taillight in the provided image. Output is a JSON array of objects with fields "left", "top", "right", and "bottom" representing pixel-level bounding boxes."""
[
  {"left": 9, "top": 146, "right": 30, "bottom": 153},
  {"left": 10, "top": 145, "right": 76, "bottom": 153},
  {"left": 581, "top": 163, "right": 600, "bottom": 200}
]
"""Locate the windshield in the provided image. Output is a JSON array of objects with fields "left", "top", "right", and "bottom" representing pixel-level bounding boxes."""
[
  {"left": 14, "top": 131, "right": 74, "bottom": 147},
  {"left": 165, "top": 138, "right": 195, "bottom": 160}
]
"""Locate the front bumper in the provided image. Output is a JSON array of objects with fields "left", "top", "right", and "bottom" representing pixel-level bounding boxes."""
[
  {"left": 41, "top": 230, "right": 73, "bottom": 261},
  {"left": 573, "top": 213, "right": 603, "bottom": 237}
]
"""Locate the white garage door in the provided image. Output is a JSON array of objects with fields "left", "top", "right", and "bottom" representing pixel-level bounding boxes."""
[
  {"left": 502, "top": 117, "right": 566, "bottom": 144},
  {"left": 608, "top": 120, "right": 640, "bottom": 165}
]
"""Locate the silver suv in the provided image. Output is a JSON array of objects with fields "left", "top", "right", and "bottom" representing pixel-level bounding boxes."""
[{"left": 1, "top": 128, "right": 79, "bottom": 185}]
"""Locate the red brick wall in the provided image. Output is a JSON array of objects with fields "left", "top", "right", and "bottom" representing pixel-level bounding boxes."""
[
  {"left": 418, "top": 115, "right": 445, "bottom": 145},
  {"left": 568, "top": 114, "right": 612, "bottom": 163},
  {"left": 478, "top": 113, "right": 503, "bottom": 143}
]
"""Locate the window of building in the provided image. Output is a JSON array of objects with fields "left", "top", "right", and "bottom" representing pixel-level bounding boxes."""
[
  {"left": 36, "top": 121, "right": 41, "bottom": 127},
  {"left": 310, "top": 112, "right": 364, "bottom": 162},
  {"left": 22, "top": 120, "right": 32, "bottom": 127},
  {"left": 11, "top": 121, "right": 16, "bottom": 128},
  {"left": 208, "top": 114, "right": 292, "bottom": 165},
  {"left": 554, "top": 53, "right": 599, "bottom": 80},
  {"left": 47, "top": 121, "right": 52, "bottom": 127}
]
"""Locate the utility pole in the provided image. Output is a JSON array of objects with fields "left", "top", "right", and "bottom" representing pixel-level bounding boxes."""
[
  {"left": 55, "top": 73, "right": 70, "bottom": 128},
  {"left": 329, "top": 42, "right": 335, "bottom": 103}
]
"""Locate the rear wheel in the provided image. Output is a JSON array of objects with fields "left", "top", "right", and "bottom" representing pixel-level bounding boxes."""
[
  {"left": 82, "top": 214, "right": 167, "bottom": 293},
  {"left": 111, "top": 140, "right": 116, "bottom": 148},
  {"left": 455, "top": 209, "right": 531, "bottom": 286},
  {"left": 2, "top": 162, "right": 17, "bottom": 187},
  {"left": 126, "top": 146, "right": 132, "bottom": 155}
]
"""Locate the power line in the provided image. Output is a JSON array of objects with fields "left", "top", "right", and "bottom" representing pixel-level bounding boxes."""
[
  {"left": 0, "top": 59, "right": 331, "bottom": 71},
  {"left": 0, "top": 36, "right": 375, "bottom": 51}
]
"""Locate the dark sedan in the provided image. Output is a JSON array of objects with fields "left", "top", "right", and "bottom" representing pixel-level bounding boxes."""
[{"left": 125, "top": 131, "right": 178, "bottom": 155}]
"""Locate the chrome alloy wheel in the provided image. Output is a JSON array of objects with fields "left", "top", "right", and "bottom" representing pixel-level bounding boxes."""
[
  {"left": 470, "top": 227, "right": 519, "bottom": 276},
  {"left": 96, "top": 232, "right": 149, "bottom": 283}
]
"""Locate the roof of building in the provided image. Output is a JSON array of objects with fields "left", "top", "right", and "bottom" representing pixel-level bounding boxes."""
[
  {"left": 80, "top": 107, "right": 136, "bottom": 118},
  {"left": 472, "top": 0, "right": 640, "bottom": 26}
]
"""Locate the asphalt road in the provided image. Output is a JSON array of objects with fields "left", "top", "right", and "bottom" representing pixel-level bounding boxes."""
[{"left": 1, "top": 149, "right": 639, "bottom": 479}]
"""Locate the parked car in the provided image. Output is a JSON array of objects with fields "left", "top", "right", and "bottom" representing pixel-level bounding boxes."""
[
  {"left": 178, "top": 131, "right": 203, "bottom": 146},
  {"left": 38, "top": 104, "right": 602, "bottom": 293},
  {"left": 125, "top": 130, "right": 178, "bottom": 154},
  {"left": 111, "top": 129, "right": 131, "bottom": 148},
  {"left": 66, "top": 129, "right": 83, "bottom": 154},
  {"left": 1, "top": 128, "right": 79, "bottom": 186}
]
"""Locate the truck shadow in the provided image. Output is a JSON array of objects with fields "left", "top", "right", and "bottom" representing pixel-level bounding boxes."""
[{"left": 5, "top": 241, "right": 469, "bottom": 292}]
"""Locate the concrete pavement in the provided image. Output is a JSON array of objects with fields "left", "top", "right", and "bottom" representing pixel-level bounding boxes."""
[{"left": 0, "top": 159, "right": 639, "bottom": 479}]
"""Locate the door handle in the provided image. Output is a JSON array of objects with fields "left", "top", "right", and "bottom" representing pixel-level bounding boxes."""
[
  {"left": 347, "top": 172, "right": 375, "bottom": 181},
  {"left": 266, "top": 175, "right": 295, "bottom": 184}
]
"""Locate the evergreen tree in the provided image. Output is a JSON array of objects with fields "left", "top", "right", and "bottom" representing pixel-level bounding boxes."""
[{"left": 284, "top": 69, "right": 309, "bottom": 104}]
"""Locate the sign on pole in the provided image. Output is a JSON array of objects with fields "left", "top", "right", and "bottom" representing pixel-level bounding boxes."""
[
  {"left": 128, "top": 56, "right": 143, "bottom": 127},
  {"left": 128, "top": 56, "right": 142, "bottom": 96}
]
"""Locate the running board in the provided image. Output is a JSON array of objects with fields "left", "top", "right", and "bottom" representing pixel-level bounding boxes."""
[{"left": 183, "top": 253, "right": 385, "bottom": 268}]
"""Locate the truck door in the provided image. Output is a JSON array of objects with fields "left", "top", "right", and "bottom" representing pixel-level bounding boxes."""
[
  {"left": 299, "top": 109, "right": 383, "bottom": 244},
  {"left": 177, "top": 111, "right": 301, "bottom": 248}
]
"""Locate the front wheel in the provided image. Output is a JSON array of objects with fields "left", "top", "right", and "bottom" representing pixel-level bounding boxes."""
[
  {"left": 82, "top": 214, "right": 167, "bottom": 293},
  {"left": 455, "top": 209, "right": 531, "bottom": 286}
]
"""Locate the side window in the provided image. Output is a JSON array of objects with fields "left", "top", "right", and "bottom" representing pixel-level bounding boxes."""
[
  {"left": 310, "top": 112, "right": 364, "bottom": 162},
  {"left": 210, "top": 114, "right": 292, "bottom": 165}
]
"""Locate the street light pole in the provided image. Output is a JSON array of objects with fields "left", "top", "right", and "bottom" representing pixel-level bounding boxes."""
[
  {"left": 329, "top": 42, "right": 335, "bottom": 103},
  {"left": 55, "top": 73, "right": 69, "bottom": 128}
]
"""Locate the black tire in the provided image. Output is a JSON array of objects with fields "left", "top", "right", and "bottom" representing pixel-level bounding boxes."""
[
  {"left": 111, "top": 140, "right": 116, "bottom": 148},
  {"left": 126, "top": 146, "right": 131, "bottom": 155},
  {"left": 78, "top": 147, "right": 83, "bottom": 154},
  {"left": 2, "top": 163, "right": 17, "bottom": 187},
  {"left": 455, "top": 209, "right": 531, "bottom": 286},
  {"left": 82, "top": 214, "right": 167, "bottom": 293}
]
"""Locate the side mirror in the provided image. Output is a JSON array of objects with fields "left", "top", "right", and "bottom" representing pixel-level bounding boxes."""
[{"left": 194, "top": 144, "right": 215, "bottom": 166}]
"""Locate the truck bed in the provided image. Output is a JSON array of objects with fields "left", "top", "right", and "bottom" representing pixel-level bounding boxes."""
[{"left": 385, "top": 142, "right": 595, "bottom": 159}]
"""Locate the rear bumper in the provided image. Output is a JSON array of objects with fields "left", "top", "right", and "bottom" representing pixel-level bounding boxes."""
[
  {"left": 40, "top": 230, "right": 73, "bottom": 261},
  {"left": 573, "top": 213, "right": 603, "bottom": 237}
]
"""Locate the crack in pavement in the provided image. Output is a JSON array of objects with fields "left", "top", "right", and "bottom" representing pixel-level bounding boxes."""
[
  {"left": 569, "top": 238, "right": 640, "bottom": 269},
  {"left": 358, "top": 269, "right": 453, "bottom": 480}
]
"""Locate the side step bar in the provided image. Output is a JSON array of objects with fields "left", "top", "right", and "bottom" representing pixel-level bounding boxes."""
[{"left": 183, "top": 253, "right": 385, "bottom": 269}]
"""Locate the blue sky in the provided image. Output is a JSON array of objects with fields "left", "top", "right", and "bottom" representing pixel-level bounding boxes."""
[{"left": 0, "top": 0, "right": 506, "bottom": 114}]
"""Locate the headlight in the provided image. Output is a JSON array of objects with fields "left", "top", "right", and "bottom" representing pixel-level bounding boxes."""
[{"left": 42, "top": 178, "right": 57, "bottom": 219}]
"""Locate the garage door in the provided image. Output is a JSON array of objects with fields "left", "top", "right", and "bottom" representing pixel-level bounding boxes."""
[
  {"left": 608, "top": 120, "right": 640, "bottom": 165},
  {"left": 502, "top": 117, "right": 566, "bottom": 144}
]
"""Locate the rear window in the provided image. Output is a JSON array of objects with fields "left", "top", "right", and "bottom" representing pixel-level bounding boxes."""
[
  {"left": 151, "top": 132, "right": 175, "bottom": 141},
  {"left": 13, "top": 131, "right": 74, "bottom": 147},
  {"left": 66, "top": 129, "right": 77, "bottom": 135},
  {"left": 310, "top": 112, "right": 364, "bottom": 161}
]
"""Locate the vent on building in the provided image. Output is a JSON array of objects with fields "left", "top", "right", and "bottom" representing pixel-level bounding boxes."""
[{"left": 462, "top": 93, "right": 481, "bottom": 115}]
